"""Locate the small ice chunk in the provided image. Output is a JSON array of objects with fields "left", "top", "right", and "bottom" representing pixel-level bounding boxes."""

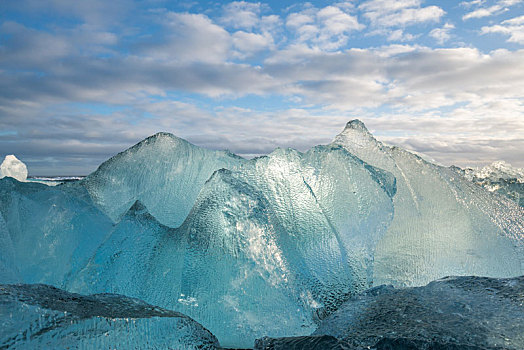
[{"left": 0, "top": 155, "right": 28, "bottom": 182}]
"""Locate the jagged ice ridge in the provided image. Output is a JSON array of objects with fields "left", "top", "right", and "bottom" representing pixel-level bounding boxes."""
[{"left": 0, "top": 120, "right": 523, "bottom": 348}]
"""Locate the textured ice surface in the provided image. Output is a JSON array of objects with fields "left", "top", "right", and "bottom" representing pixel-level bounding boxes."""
[
  {"left": 467, "top": 161, "right": 524, "bottom": 181},
  {"left": 78, "top": 132, "right": 245, "bottom": 227},
  {"left": 256, "top": 276, "right": 524, "bottom": 350},
  {"left": 0, "top": 283, "right": 220, "bottom": 349},
  {"left": 0, "top": 177, "right": 113, "bottom": 286},
  {"left": 3, "top": 123, "right": 524, "bottom": 348},
  {"left": 0, "top": 155, "right": 27, "bottom": 182},
  {"left": 0, "top": 212, "right": 19, "bottom": 283},
  {"left": 71, "top": 145, "right": 395, "bottom": 347},
  {"left": 459, "top": 161, "right": 524, "bottom": 207},
  {"left": 71, "top": 200, "right": 168, "bottom": 296},
  {"left": 333, "top": 120, "right": 524, "bottom": 287}
]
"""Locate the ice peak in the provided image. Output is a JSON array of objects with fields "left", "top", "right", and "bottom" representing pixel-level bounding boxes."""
[
  {"left": 333, "top": 119, "right": 379, "bottom": 150},
  {"left": 151, "top": 131, "right": 177, "bottom": 139},
  {"left": 344, "top": 119, "right": 370, "bottom": 133}
]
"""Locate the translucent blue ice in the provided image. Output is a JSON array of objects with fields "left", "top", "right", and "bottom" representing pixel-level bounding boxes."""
[
  {"left": 78, "top": 132, "right": 245, "bottom": 227},
  {"left": 0, "top": 177, "right": 113, "bottom": 286},
  {"left": 333, "top": 120, "right": 524, "bottom": 287},
  {"left": 1, "top": 121, "right": 523, "bottom": 349},
  {"left": 71, "top": 144, "right": 396, "bottom": 347}
]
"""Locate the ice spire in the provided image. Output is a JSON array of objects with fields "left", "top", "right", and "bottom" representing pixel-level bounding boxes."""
[{"left": 333, "top": 120, "right": 384, "bottom": 159}]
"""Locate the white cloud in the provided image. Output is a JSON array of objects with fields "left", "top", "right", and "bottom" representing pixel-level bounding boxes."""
[
  {"left": 2, "top": 1, "right": 524, "bottom": 172},
  {"left": 463, "top": 0, "right": 523, "bottom": 20},
  {"left": 481, "top": 15, "right": 524, "bottom": 43},
  {"left": 360, "top": 0, "right": 445, "bottom": 27},
  {"left": 429, "top": 23, "right": 455, "bottom": 44},
  {"left": 149, "top": 12, "right": 232, "bottom": 63},
  {"left": 286, "top": 12, "right": 314, "bottom": 28},
  {"left": 460, "top": 0, "right": 486, "bottom": 8},
  {"left": 463, "top": 5, "right": 504, "bottom": 19},
  {"left": 317, "top": 6, "right": 362, "bottom": 33},
  {"left": 220, "top": 1, "right": 266, "bottom": 30},
  {"left": 377, "top": 6, "right": 445, "bottom": 26},
  {"left": 359, "top": 0, "right": 422, "bottom": 14},
  {"left": 285, "top": 5, "right": 363, "bottom": 50},
  {"left": 232, "top": 31, "right": 274, "bottom": 57}
]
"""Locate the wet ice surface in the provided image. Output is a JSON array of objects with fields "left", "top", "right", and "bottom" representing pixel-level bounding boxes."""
[
  {"left": 256, "top": 275, "right": 524, "bottom": 350},
  {"left": 0, "top": 283, "right": 220, "bottom": 349}
]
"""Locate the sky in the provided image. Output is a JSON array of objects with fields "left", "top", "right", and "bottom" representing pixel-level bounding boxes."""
[{"left": 1, "top": 0, "right": 523, "bottom": 175}]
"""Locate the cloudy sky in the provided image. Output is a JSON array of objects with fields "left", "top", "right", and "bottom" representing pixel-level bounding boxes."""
[{"left": 1, "top": 0, "right": 523, "bottom": 175}]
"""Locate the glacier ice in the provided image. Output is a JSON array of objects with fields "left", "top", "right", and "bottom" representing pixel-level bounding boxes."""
[
  {"left": 256, "top": 275, "right": 524, "bottom": 350},
  {"left": 70, "top": 145, "right": 395, "bottom": 347},
  {"left": 333, "top": 120, "right": 524, "bottom": 287},
  {"left": 0, "top": 177, "right": 113, "bottom": 286},
  {"left": 1, "top": 121, "right": 523, "bottom": 348},
  {"left": 77, "top": 132, "right": 245, "bottom": 227},
  {"left": 460, "top": 161, "right": 524, "bottom": 207},
  {"left": 0, "top": 155, "right": 27, "bottom": 182},
  {"left": 0, "top": 283, "right": 220, "bottom": 349}
]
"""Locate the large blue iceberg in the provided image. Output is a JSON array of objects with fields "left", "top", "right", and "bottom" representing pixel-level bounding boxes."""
[
  {"left": 70, "top": 144, "right": 396, "bottom": 346},
  {"left": 0, "top": 120, "right": 523, "bottom": 348}
]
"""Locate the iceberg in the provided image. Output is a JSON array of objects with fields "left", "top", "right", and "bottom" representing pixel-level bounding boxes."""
[
  {"left": 77, "top": 132, "right": 245, "bottom": 227},
  {"left": 0, "top": 155, "right": 27, "bottom": 182},
  {"left": 333, "top": 120, "right": 524, "bottom": 287},
  {"left": 0, "top": 177, "right": 113, "bottom": 286},
  {"left": 71, "top": 144, "right": 396, "bottom": 347},
  {"left": 0, "top": 283, "right": 220, "bottom": 349},
  {"left": 2, "top": 121, "right": 523, "bottom": 348},
  {"left": 256, "top": 275, "right": 524, "bottom": 350}
]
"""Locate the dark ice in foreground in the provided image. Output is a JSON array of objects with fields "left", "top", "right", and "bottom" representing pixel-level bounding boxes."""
[
  {"left": 0, "top": 283, "right": 220, "bottom": 349},
  {"left": 256, "top": 275, "right": 524, "bottom": 350}
]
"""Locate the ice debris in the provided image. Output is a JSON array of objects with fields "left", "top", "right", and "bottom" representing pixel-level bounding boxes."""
[
  {"left": 0, "top": 155, "right": 27, "bottom": 182},
  {"left": 0, "top": 283, "right": 221, "bottom": 349},
  {"left": 459, "top": 161, "right": 524, "bottom": 207}
]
